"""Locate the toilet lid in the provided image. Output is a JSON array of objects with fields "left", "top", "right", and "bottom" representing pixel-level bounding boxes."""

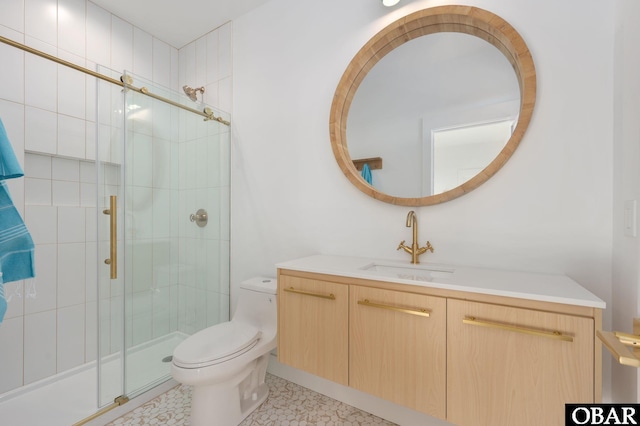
[{"left": 173, "top": 322, "right": 262, "bottom": 369}]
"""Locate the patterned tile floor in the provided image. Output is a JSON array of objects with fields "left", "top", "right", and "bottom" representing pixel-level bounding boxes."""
[{"left": 106, "top": 373, "right": 396, "bottom": 425}]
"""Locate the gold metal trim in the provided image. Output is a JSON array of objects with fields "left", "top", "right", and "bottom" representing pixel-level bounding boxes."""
[
  {"left": 103, "top": 196, "right": 117, "bottom": 279},
  {"left": 283, "top": 287, "right": 336, "bottom": 300},
  {"left": 0, "top": 35, "right": 230, "bottom": 126},
  {"left": 615, "top": 331, "right": 640, "bottom": 347},
  {"left": 597, "top": 330, "right": 640, "bottom": 368},
  {"left": 203, "top": 107, "right": 231, "bottom": 125},
  {"left": 121, "top": 74, "right": 133, "bottom": 85},
  {"left": 463, "top": 316, "right": 574, "bottom": 342},
  {"left": 71, "top": 395, "right": 129, "bottom": 426},
  {"left": 357, "top": 299, "right": 431, "bottom": 317}
]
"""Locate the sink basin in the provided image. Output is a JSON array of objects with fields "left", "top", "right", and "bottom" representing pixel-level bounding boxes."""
[{"left": 360, "top": 262, "right": 454, "bottom": 282}]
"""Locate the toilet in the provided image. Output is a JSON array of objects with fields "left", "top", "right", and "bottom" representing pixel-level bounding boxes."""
[{"left": 171, "top": 277, "right": 278, "bottom": 426}]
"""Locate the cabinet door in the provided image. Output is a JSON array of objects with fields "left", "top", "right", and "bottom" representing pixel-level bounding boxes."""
[
  {"left": 350, "top": 286, "right": 446, "bottom": 419},
  {"left": 278, "top": 275, "right": 349, "bottom": 385},
  {"left": 447, "top": 299, "right": 594, "bottom": 426}
]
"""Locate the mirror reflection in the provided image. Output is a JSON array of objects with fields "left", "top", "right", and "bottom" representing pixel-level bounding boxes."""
[{"left": 347, "top": 32, "right": 520, "bottom": 198}]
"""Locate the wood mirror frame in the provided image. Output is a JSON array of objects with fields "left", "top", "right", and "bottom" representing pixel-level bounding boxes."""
[{"left": 329, "top": 5, "right": 536, "bottom": 206}]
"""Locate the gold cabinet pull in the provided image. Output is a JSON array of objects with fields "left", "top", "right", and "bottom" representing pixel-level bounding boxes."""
[
  {"left": 463, "top": 316, "right": 573, "bottom": 342},
  {"left": 597, "top": 330, "right": 640, "bottom": 367},
  {"left": 284, "top": 287, "right": 335, "bottom": 300},
  {"left": 357, "top": 299, "right": 431, "bottom": 317},
  {"left": 102, "top": 195, "right": 117, "bottom": 279}
]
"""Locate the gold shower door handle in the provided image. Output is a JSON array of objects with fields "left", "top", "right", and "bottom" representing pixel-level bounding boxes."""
[{"left": 103, "top": 195, "right": 117, "bottom": 279}]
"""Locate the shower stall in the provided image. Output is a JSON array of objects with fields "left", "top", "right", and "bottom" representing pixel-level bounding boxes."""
[{"left": 0, "top": 34, "right": 231, "bottom": 425}]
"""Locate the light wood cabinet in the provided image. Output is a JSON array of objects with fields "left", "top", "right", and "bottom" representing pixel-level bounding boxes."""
[
  {"left": 350, "top": 286, "right": 446, "bottom": 419},
  {"left": 277, "top": 268, "right": 601, "bottom": 425},
  {"left": 447, "top": 299, "right": 594, "bottom": 426},
  {"left": 277, "top": 274, "right": 349, "bottom": 385}
]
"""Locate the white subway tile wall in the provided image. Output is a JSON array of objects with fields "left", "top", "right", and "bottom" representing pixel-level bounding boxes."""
[
  {"left": 23, "top": 310, "right": 56, "bottom": 385},
  {"left": 0, "top": 0, "right": 232, "bottom": 397}
]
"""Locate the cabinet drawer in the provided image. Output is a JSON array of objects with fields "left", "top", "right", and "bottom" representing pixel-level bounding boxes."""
[
  {"left": 447, "top": 299, "right": 594, "bottom": 426},
  {"left": 350, "top": 286, "right": 446, "bottom": 419},
  {"left": 278, "top": 275, "right": 349, "bottom": 385}
]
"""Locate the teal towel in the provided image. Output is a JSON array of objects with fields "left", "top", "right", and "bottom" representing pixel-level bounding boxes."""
[
  {"left": 0, "top": 118, "right": 24, "bottom": 180},
  {"left": 0, "top": 182, "right": 35, "bottom": 274},
  {"left": 0, "top": 119, "right": 34, "bottom": 323},
  {"left": 0, "top": 182, "right": 35, "bottom": 323},
  {"left": 361, "top": 163, "right": 373, "bottom": 185},
  {"left": 0, "top": 273, "right": 5, "bottom": 324}
]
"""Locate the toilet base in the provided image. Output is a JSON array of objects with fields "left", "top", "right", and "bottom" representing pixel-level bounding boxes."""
[
  {"left": 240, "top": 382, "right": 269, "bottom": 420},
  {"left": 190, "top": 384, "right": 269, "bottom": 426},
  {"left": 188, "top": 354, "right": 270, "bottom": 426}
]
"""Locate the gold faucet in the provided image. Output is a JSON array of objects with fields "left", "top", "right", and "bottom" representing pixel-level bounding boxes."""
[{"left": 397, "top": 210, "right": 434, "bottom": 264}]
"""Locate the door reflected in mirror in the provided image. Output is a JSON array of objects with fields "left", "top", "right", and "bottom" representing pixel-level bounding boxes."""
[
  {"left": 431, "top": 118, "right": 515, "bottom": 195},
  {"left": 347, "top": 32, "right": 520, "bottom": 198}
]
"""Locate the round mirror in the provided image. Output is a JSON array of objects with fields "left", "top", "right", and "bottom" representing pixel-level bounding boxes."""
[{"left": 330, "top": 6, "right": 536, "bottom": 206}]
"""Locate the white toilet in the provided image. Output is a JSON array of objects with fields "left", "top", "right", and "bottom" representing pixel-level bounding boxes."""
[{"left": 171, "top": 277, "right": 278, "bottom": 426}]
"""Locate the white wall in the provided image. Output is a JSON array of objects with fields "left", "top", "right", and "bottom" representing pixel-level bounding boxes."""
[
  {"left": 232, "top": 0, "right": 615, "bottom": 408},
  {"left": 613, "top": 0, "right": 640, "bottom": 403}
]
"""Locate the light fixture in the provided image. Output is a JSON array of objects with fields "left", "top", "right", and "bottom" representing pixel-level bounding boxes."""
[{"left": 382, "top": 0, "right": 400, "bottom": 6}]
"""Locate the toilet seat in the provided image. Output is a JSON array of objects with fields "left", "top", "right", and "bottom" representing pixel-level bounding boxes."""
[{"left": 173, "top": 322, "right": 262, "bottom": 369}]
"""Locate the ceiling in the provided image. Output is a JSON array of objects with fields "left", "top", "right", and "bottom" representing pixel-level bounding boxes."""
[{"left": 90, "top": 0, "right": 272, "bottom": 48}]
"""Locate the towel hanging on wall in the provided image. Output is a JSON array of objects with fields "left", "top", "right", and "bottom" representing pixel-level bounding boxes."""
[
  {"left": 0, "top": 118, "right": 24, "bottom": 180},
  {"left": 0, "top": 118, "right": 35, "bottom": 323},
  {"left": 361, "top": 163, "right": 373, "bottom": 185},
  {"left": 0, "top": 273, "right": 5, "bottom": 325}
]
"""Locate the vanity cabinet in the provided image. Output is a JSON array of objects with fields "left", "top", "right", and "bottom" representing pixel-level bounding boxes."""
[
  {"left": 277, "top": 274, "right": 349, "bottom": 385},
  {"left": 277, "top": 263, "right": 602, "bottom": 426},
  {"left": 350, "top": 286, "right": 446, "bottom": 419},
  {"left": 447, "top": 299, "right": 594, "bottom": 426}
]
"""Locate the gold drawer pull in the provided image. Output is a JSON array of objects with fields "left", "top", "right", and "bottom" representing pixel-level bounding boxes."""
[
  {"left": 463, "top": 316, "right": 573, "bottom": 342},
  {"left": 358, "top": 299, "right": 431, "bottom": 317},
  {"left": 284, "top": 287, "right": 335, "bottom": 300}
]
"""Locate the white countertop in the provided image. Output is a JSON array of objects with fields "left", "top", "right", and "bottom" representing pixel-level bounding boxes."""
[{"left": 276, "top": 254, "right": 606, "bottom": 309}]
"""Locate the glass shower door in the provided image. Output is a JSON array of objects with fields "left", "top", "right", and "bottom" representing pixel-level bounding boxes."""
[
  {"left": 96, "top": 65, "right": 126, "bottom": 407},
  {"left": 96, "top": 70, "right": 231, "bottom": 406}
]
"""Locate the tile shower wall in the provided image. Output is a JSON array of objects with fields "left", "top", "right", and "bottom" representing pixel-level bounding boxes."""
[
  {"left": 23, "top": 154, "right": 100, "bottom": 383},
  {"left": 0, "top": 0, "right": 232, "bottom": 395},
  {"left": 176, "top": 23, "right": 232, "bottom": 335},
  {"left": 176, "top": 111, "right": 231, "bottom": 336}
]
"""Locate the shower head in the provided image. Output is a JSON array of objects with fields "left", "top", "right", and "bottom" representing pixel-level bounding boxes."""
[{"left": 183, "top": 85, "right": 205, "bottom": 102}]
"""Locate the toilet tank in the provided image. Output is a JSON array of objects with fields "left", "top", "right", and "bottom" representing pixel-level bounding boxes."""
[{"left": 233, "top": 277, "right": 277, "bottom": 332}]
